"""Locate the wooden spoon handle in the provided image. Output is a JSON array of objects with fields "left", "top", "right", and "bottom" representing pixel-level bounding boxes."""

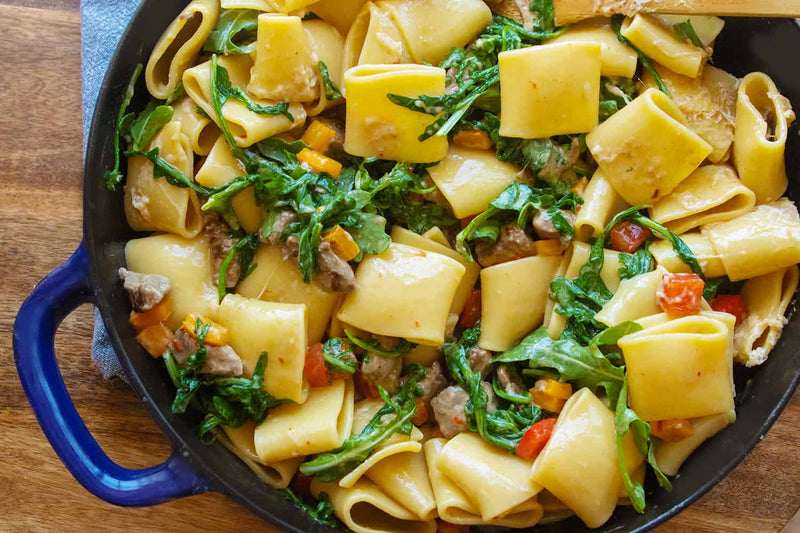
[{"left": 554, "top": 0, "right": 800, "bottom": 25}]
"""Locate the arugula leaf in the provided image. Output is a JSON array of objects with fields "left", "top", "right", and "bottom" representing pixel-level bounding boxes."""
[
  {"left": 299, "top": 365, "right": 426, "bottom": 481},
  {"left": 619, "top": 238, "right": 653, "bottom": 280},
  {"left": 445, "top": 325, "right": 544, "bottom": 451},
  {"left": 165, "top": 82, "right": 186, "bottom": 105},
  {"left": 279, "top": 489, "right": 339, "bottom": 527},
  {"left": 610, "top": 15, "right": 672, "bottom": 97},
  {"left": 674, "top": 19, "right": 705, "bottom": 49},
  {"left": 217, "top": 233, "right": 259, "bottom": 303},
  {"left": 599, "top": 77, "right": 638, "bottom": 122},
  {"left": 163, "top": 320, "right": 286, "bottom": 441},
  {"left": 456, "top": 181, "right": 581, "bottom": 262},
  {"left": 591, "top": 321, "right": 643, "bottom": 347},
  {"left": 104, "top": 63, "right": 143, "bottom": 191},
  {"left": 318, "top": 61, "right": 342, "bottom": 101},
  {"left": 494, "top": 327, "right": 625, "bottom": 406},
  {"left": 615, "top": 379, "right": 673, "bottom": 513},
  {"left": 528, "top": 0, "right": 557, "bottom": 33},
  {"left": 125, "top": 101, "right": 174, "bottom": 152},
  {"left": 124, "top": 147, "right": 212, "bottom": 196},
  {"left": 388, "top": 14, "right": 563, "bottom": 140},
  {"left": 491, "top": 366, "right": 530, "bottom": 404},
  {"left": 344, "top": 213, "right": 391, "bottom": 258},
  {"left": 322, "top": 338, "right": 358, "bottom": 375},
  {"left": 215, "top": 60, "right": 293, "bottom": 121},
  {"left": 204, "top": 9, "right": 260, "bottom": 55},
  {"left": 549, "top": 206, "right": 700, "bottom": 343},
  {"left": 344, "top": 329, "right": 416, "bottom": 358}
]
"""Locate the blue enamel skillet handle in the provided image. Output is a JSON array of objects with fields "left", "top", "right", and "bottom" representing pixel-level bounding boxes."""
[{"left": 13, "top": 242, "right": 208, "bottom": 506}]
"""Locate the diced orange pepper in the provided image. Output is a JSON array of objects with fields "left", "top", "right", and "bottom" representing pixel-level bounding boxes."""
[
  {"left": 301, "top": 120, "right": 337, "bottom": 154},
  {"left": 323, "top": 225, "right": 360, "bottom": 261},
  {"left": 651, "top": 419, "right": 695, "bottom": 442},
  {"left": 129, "top": 295, "right": 174, "bottom": 332},
  {"left": 452, "top": 129, "right": 493, "bottom": 150},
  {"left": 181, "top": 313, "right": 229, "bottom": 347},
  {"left": 535, "top": 239, "right": 564, "bottom": 256},
  {"left": 411, "top": 399, "right": 430, "bottom": 426},
  {"left": 657, "top": 273, "right": 704, "bottom": 317},
  {"left": 297, "top": 148, "right": 342, "bottom": 178},
  {"left": 136, "top": 324, "right": 176, "bottom": 358},
  {"left": 531, "top": 378, "right": 573, "bottom": 413}
]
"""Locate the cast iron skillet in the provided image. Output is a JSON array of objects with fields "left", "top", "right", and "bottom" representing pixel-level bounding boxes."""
[{"left": 12, "top": 1, "right": 800, "bottom": 531}]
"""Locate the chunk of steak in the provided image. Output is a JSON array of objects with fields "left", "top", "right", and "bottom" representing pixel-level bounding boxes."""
[
  {"left": 262, "top": 210, "right": 299, "bottom": 246},
  {"left": 206, "top": 221, "right": 241, "bottom": 289},
  {"left": 119, "top": 268, "right": 170, "bottom": 312},
  {"left": 172, "top": 327, "right": 244, "bottom": 377},
  {"left": 417, "top": 362, "right": 448, "bottom": 404},
  {"left": 496, "top": 364, "right": 525, "bottom": 397},
  {"left": 360, "top": 353, "right": 403, "bottom": 395},
  {"left": 474, "top": 223, "right": 537, "bottom": 267},
  {"left": 468, "top": 347, "right": 493, "bottom": 379},
  {"left": 431, "top": 383, "right": 497, "bottom": 438},
  {"left": 317, "top": 241, "right": 356, "bottom": 293},
  {"left": 533, "top": 209, "right": 576, "bottom": 241}
]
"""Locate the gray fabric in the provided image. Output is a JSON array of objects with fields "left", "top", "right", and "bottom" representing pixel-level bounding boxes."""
[{"left": 82, "top": 0, "right": 143, "bottom": 380}]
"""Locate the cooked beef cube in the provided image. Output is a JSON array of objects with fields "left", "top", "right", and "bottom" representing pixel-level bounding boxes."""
[
  {"left": 474, "top": 223, "right": 537, "bottom": 267},
  {"left": 317, "top": 241, "right": 356, "bottom": 293},
  {"left": 468, "top": 347, "right": 493, "bottom": 379},
  {"left": 360, "top": 353, "right": 403, "bottom": 395},
  {"left": 431, "top": 383, "right": 497, "bottom": 438},
  {"left": 172, "top": 328, "right": 244, "bottom": 377},
  {"left": 206, "top": 221, "right": 241, "bottom": 289},
  {"left": 119, "top": 268, "right": 170, "bottom": 312}
]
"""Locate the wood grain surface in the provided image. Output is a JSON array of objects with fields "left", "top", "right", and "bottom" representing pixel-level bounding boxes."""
[{"left": 1, "top": 1, "right": 799, "bottom": 532}]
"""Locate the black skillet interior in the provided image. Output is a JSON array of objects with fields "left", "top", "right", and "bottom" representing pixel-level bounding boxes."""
[{"left": 84, "top": 2, "right": 800, "bottom": 531}]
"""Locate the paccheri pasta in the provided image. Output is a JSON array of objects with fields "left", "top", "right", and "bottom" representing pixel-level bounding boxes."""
[{"left": 105, "top": 0, "right": 799, "bottom": 530}]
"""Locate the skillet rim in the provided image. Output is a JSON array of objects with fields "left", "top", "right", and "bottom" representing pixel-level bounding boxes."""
[{"left": 82, "top": 4, "right": 800, "bottom": 532}]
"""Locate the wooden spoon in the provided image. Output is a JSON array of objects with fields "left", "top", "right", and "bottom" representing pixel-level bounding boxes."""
[{"left": 552, "top": 0, "right": 800, "bottom": 26}]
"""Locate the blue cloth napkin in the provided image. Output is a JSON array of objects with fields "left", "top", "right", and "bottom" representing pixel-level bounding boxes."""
[{"left": 82, "top": 0, "right": 143, "bottom": 380}]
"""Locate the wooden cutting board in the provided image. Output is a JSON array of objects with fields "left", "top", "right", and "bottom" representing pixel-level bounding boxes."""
[{"left": 0, "top": 1, "right": 799, "bottom": 531}]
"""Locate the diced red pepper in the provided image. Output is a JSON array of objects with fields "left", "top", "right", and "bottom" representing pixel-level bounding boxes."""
[
  {"left": 710, "top": 294, "right": 748, "bottom": 327},
  {"left": 303, "top": 343, "right": 330, "bottom": 387},
  {"left": 657, "top": 273, "right": 705, "bottom": 317},
  {"left": 515, "top": 418, "right": 557, "bottom": 460},
  {"left": 459, "top": 289, "right": 482, "bottom": 329},
  {"left": 609, "top": 222, "right": 652, "bottom": 254}
]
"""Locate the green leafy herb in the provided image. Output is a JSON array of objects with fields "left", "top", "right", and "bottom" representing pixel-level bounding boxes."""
[
  {"left": 491, "top": 367, "right": 530, "bottom": 404},
  {"left": 673, "top": 19, "right": 705, "bottom": 50},
  {"left": 344, "top": 329, "right": 416, "bottom": 358},
  {"left": 445, "top": 325, "right": 544, "bottom": 451},
  {"left": 611, "top": 15, "right": 672, "bottom": 97},
  {"left": 126, "top": 101, "right": 174, "bottom": 152},
  {"left": 279, "top": 489, "right": 339, "bottom": 527},
  {"left": 163, "top": 320, "right": 286, "bottom": 440},
  {"left": 319, "top": 61, "right": 342, "bottom": 101},
  {"left": 323, "top": 338, "right": 358, "bottom": 375},
  {"left": 388, "top": 15, "right": 563, "bottom": 140},
  {"left": 591, "top": 321, "right": 644, "bottom": 347},
  {"left": 619, "top": 238, "right": 653, "bottom": 280},
  {"left": 456, "top": 181, "right": 581, "bottom": 261},
  {"left": 494, "top": 327, "right": 628, "bottom": 406},
  {"left": 104, "top": 63, "right": 143, "bottom": 191},
  {"left": 299, "top": 365, "right": 426, "bottom": 481},
  {"left": 615, "top": 379, "right": 673, "bottom": 513},
  {"left": 165, "top": 82, "right": 186, "bottom": 105},
  {"left": 599, "top": 77, "right": 638, "bottom": 122},
  {"left": 124, "top": 147, "right": 212, "bottom": 196},
  {"left": 528, "top": 0, "right": 558, "bottom": 33},
  {"left": 217, "top": 233, "right": 259, "bottom": 303},
  {"left": 204, "top": 9, "right": 260, "bottom": 55},
  {"left": 215, "top": 59, "right": 293, "bottom": 121},
  {"left": 549, "top": 206, "right": 701, "bottom": 343}
]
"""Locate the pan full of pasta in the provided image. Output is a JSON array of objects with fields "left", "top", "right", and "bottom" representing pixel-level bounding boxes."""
[{"left": 13, "top": 0, "right": 800, "bottom": 531}]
